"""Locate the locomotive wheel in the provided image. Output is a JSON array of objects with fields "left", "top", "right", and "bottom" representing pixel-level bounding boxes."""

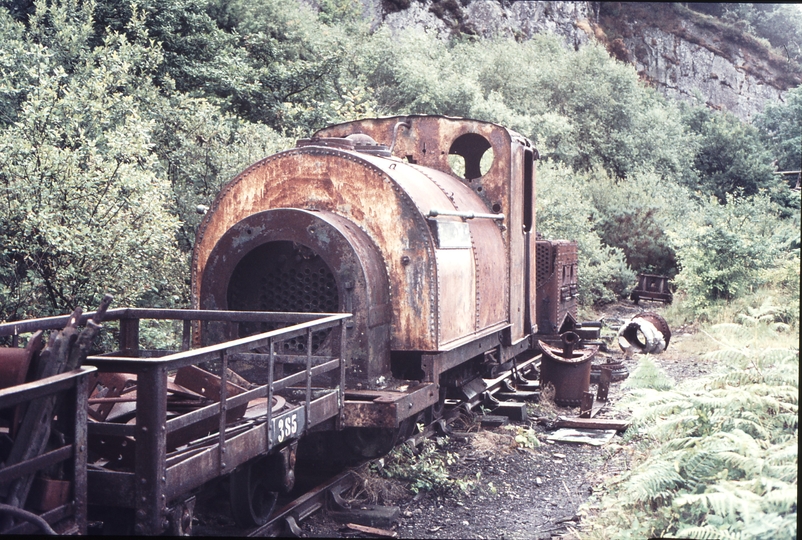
[
  {"left": 343, "top": 427, "right": 403, "bottom": 460},
  {"left": 229, "top": 457, "right": 278, "bottom": 528}
]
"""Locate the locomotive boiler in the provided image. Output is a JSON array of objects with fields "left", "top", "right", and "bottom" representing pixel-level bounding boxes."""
[{"left": 192, "top": 115, "right": 577, "bottom": 453}]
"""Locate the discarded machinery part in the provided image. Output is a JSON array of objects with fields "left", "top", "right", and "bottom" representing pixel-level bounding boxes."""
[
  {"left": 617, "top": 312, "right": 671, "bottom": 354},
  {"left": 590, "top": 361, "right": 629, "bottom": 383},
  {"left": 537, "top": 339, "right": 598, "bottom": 407},
  {"left": 427, "top": 209, "right": 505, "bottom": 221},
  {"left": 0, "top": 330, "right": 42, "bottom": 390},
  {"left": 535, "top": 240, "right": 579, "bottom": 336},
  {"left": 640, "top": 312, "right": 671, "bottom": 348},
  {"left": 560, "top": 331, "right": 580, "bottom": 358},
  {"left": 630, "top": 273, "right": 673, "bottom": 304},
  {"left": 345, "top": 133, "right": 392, "bottom": 157},
  {"left": 388, "top": 119, "right": 410, "bottom": 153},
  {"left": 595, "top": 367, "right": 612, "bottom": 401},
  {"left": 295, "top": 136, "right": 355, "bottom": 151}
]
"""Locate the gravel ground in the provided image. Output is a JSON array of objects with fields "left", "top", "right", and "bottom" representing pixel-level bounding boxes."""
[{"left": 298, "top": 302, "right": 699, "bottom": 539}]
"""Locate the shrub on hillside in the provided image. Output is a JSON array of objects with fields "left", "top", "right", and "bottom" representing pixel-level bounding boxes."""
[
  {"left": 668, "top": 192, "right": 799, "bottom": 314},
  {"left": 536, "top": 162, "right": 635, "bottom": 305}
]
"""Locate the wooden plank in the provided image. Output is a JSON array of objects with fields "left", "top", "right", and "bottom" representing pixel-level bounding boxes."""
[
  {"left": 345, "top": 523, "right": 398, "bottom": 538},
  {"left": 555, "top": 416, "right": 630, "bottom": 431}
]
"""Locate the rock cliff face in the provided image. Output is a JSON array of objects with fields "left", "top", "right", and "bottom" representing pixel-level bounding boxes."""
[
  {"left": 379, "top": 0, "right": 593, "bottom": 49},
  {"left": 597, "top": 2, "right": 799, "bottom": 122},
  {"left": 360, "top": 0, "right": 800, "bottom": 121}
]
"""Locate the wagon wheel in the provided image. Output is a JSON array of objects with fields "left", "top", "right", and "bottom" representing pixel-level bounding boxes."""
[
  {"left": 229, "top": 457, "right": 278, "bottom": 528},
  {"left": 343, "top": 427, "right": 401, "bottom": 460}
]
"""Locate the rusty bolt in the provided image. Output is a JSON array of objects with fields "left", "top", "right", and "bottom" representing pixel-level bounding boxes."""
[{"left": 401, "top": 255, "right": 411, "bottom": 266}]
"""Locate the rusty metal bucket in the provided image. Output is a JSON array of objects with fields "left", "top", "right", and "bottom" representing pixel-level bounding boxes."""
[{"left": 538, "top": 332, "right": 598, "bottom": 406}]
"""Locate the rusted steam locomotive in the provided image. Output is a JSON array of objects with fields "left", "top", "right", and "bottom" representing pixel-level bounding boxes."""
[
  {"left": 0, "top": 115, "right": 582, "bottom": 535},
  {"left": 193, "top": 114, "right": 579, "bottom": 437}
]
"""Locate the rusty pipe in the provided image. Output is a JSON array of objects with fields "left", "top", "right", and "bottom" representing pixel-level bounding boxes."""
[
  {"left": 560, "top": 331, "right": 580, "bottom": 358},
  {"left": 427, "top": 209, "right": 505, "bottom": 221},
  {"left": 389, "top": 120, "right": 410, "bottom": 153}
]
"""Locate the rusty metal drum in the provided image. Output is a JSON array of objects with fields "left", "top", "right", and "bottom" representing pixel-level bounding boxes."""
[{"left": 538, "top": 335, "right": 598, "bottom": 407}]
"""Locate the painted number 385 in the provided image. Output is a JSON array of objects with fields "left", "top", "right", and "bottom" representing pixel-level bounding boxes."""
[{"left": 276, "top": 413, "right": 298, "bottom": 443}]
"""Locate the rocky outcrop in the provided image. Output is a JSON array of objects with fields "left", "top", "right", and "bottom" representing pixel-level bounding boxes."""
[
  {"left": 377, "top": 0, "right": 593, "bottom": 48},
  {"left": 622, "top": 26, "right": 788, "bottom": 121},
  {"left": 598, "top": 3, "right": 800, "bottom": 122},
  {"left": 358, "top": 0, "right": 799, "bottom": 121}
]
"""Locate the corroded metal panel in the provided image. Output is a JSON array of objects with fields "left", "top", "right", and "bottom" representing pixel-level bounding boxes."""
[
  {"left": 535, "top": 240, "right": 578, "bottom": 335},
  {"left": 199, "top": 208, "right": 391, "bottom": 385},
  {"left": 434, "top": 248, "right": 475, "bottom": 344},
  {"left": 315, "top": 116, "right": 528, "bottom": 343}
]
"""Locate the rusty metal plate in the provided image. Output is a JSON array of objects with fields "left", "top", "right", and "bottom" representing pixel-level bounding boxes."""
[{"left": 314, "top": 116, "right": 529, "bottom": 341}]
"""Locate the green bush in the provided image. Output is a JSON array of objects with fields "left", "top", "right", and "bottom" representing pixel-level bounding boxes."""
[
  {"left": 0, "top": 2, "right": 183, "bottom": 320},
  {"left": 583, "top": 169, "right": 696, "bottom": 276},
  {"left": 668, "top": 192, "right": 799, "bottom": 314},
  {"left": 536, "top": 162, "right": 635, "bottom": 304}
]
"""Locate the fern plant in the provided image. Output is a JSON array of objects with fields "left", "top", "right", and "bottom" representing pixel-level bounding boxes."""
[{"left": 580, "top": 319, "right": 798, "bottom": 540}]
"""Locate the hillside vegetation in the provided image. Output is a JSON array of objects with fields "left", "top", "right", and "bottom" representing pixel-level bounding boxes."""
[
  {"left": 0, "top": 1, "right": 798, "bottom": 537},
  {"left": 1, "top": 0, "right": 798, "bottom": 321}
]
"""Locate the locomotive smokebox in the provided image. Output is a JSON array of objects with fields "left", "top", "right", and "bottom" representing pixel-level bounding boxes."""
[{"left": 199, "top": 208, "right": 391, "bottom": 385}]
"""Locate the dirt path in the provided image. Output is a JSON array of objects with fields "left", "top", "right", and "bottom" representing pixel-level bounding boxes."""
[{"left": 300, "top": 302, "right": 695, "bottom": 539}]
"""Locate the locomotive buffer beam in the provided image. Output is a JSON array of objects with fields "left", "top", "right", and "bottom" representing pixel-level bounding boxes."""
[{"left": 341, "top": 383, "right": 438, "bottom": 428}]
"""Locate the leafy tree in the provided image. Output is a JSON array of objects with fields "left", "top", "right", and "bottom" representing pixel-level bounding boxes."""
[
  {"left": 755, "top": 85, "right": 802, "bottom": 177},
  {"left": 0, "top": 0, "right": 182, "bottom": 320},
  {"left": 357, "top": 33, "right": 698, "bottom": 184},
  {"left": 681, "top": 105, "right": 781, "bottom": 202},
  {"left": 687, "top": 3, "right": 802, "bottom": 64},
  {"left": 582, "top": 170, "right": 696, "bottom": 276},
  {"left": 148, "top": 94, "right": 291, "bottom": 252},
  {"left": 667, "top": 192, "right": 798, "bottom": 312}
]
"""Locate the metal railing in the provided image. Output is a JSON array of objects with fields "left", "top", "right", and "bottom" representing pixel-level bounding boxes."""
[{"left": 1, "top": 308, "right": 350, "bottom": 535}]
